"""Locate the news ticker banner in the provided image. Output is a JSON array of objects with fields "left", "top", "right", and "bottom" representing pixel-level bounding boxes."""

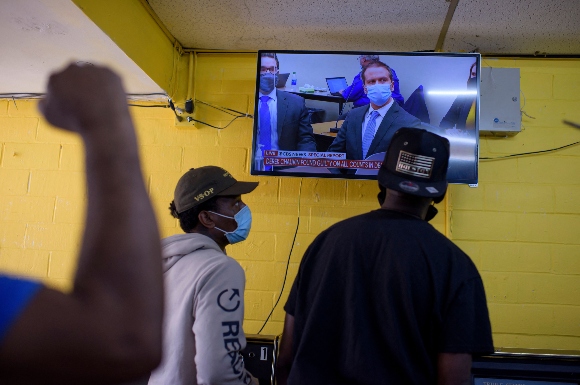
[{"left": 263, "top": 150, "right": 382, "bottom": 169}]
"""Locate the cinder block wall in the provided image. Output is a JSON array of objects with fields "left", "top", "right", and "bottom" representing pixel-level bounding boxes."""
[
  {"left": 0, "top": 54, "right": 578, "bottom": 348},
  {"left": 189, "top": 53, "right": 448, "bottom": 335},
  {"left": 450, "top": 58, "right": 580, "bottom": 350}
]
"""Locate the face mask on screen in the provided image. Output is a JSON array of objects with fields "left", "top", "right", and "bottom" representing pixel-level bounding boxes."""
[
  {"left": 366, "top": 83, "right": 392, "bottom": 106},
  {"left": 260, "top": 73, "right": 276, "bottom": 94}
]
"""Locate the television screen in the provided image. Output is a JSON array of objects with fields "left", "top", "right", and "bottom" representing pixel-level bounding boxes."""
[{"left": 251, "top": 50, "right": 480, "bottom": 184}]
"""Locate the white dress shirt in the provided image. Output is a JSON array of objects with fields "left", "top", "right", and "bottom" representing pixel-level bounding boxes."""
[{"left": 361, "top": 99, "right": 394, "bottom": 144}]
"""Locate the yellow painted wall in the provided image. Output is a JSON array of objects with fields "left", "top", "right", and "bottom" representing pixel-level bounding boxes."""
[
  {"left": 450, "top": 57, "right": 580, "bottom": 350},
  {"left": 0, "top": 54, "right": 578, "bottom": 349}
]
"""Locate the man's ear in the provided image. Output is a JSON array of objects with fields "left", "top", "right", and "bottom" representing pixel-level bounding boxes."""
[
  {"left": 377, "top": 186, "right": 386, "bottom": 206},
  {"left": 198, "top": 211, "right": 215, "bottom": 229}
]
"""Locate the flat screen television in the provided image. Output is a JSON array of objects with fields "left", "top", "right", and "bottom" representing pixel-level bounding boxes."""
[{"left": 251, "top": 50, "right": 480, "bottom": 184}]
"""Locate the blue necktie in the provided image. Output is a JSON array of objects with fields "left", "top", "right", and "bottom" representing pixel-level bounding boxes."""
[
  {"left": 259, "top": 96, "right": 272, "bottom": 151},
  {"left": 259, "top": 96, "right": 272, "bottom": 170},
  {"left": 362, "top": 110, "right": 380, "bottom": 159}
]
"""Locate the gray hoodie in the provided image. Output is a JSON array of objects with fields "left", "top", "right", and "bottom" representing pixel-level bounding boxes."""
[{"left": 149, "top": 233, "right": 254, "bottom": 385}]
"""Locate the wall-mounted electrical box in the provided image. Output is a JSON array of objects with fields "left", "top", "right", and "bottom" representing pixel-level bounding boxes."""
[{"left": 479, "top": 67, "right": 521, "bottom": 136}]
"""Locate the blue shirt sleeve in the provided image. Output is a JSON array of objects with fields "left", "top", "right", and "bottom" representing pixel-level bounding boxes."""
[
  {"left": 341, "top": 73, "right": 370, "bottom": 107},
  {"left": 0, "top": 275, "right": 42, "bottom": 342}
]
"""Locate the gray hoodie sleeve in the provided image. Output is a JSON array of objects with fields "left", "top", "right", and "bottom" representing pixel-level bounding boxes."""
[{"left": 192, "top": 257, "right": 255, "bottom": 385}]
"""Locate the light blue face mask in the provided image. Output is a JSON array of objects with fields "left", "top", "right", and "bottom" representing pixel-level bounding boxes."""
[
  {"left": 366, "top": 83, "right": 392, "bottom": 106},
  {"left": 210, "top": 205, "right": 252, "bottom": 244}
]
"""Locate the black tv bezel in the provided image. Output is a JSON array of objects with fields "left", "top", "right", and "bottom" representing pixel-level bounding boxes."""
[{"left": 251, "top": 49, "right": 481, "bottom": 185}]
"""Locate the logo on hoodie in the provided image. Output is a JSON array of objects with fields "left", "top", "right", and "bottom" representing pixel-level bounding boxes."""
[{"left": 217, "top": 288, "right": 241, "bottom": 312}]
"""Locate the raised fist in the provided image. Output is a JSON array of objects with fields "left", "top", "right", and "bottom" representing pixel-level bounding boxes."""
[{"left": 39, "top": 63, "right": 129, "bottom": 133}]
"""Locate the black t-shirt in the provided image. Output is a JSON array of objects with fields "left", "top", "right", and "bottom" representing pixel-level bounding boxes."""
[{"left": 284, "top": 209, "right": 493, "bottom": 385}]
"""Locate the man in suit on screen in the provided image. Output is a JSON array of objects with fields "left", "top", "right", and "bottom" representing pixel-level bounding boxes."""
[
  {"left": 327, "top": 60, "right": 421, "bottom": 167},
  {"left": 255, "top": 53, "right": 317, "bottom": 164}
]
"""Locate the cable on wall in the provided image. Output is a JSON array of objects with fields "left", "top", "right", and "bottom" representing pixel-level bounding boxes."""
[
  {"left": 128, "top": 104, "right": 168, "bottom": 108},
  {"left": 257, "top": 178, "right": 303, "bottom": 334},
  {"left": 563, "top": 120, "right": 580, "bottom": 129},
  {"left": 195, "top": 99, "right": 253, "bottom": 118},
  {"left": 178, "top": 98, "right": 253, "bottom": 129},
  {"left": 519, "top": 89, "right": 536, "bottom": 120},
  {"left": 480, "top": 141, "right": 580, "bottom": 161},
  {"left": 0, "top": 93, "right": 44, "bottom": 99},
  {"left": 1, "top": 92, "right": 170, "bottom": 113},
  {"left": 480, "top": 119, "right": 580, "bottom": 161},
  {"left": 0, "top": 92, "right": 168, "bottom": 101},
  {"left": 0, "top": 93, "right": 249, "bottom": 127},
  {"left": 186, "top": 115, "right": 244, "bottom": 129}
]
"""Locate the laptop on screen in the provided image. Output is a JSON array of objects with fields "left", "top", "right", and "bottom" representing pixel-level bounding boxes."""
[
  {"left": 276, "top": 73, "right": 290, "bottom": 88},
  {"left": 326, "top": 77, "right": 348, "bottom": 96}
]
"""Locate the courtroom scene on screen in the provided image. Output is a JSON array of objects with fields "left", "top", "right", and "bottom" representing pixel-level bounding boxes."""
[{"left": 252, "top": 51, "right": 480, "bottom": 185}]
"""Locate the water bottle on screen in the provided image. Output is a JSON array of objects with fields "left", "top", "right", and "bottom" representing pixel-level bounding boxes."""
[
  {"left": 291, "top": 72, "right": 297, "bottom": 90},
  {"left": 255, "top": 145, "right": 265, "bottom": 171}
]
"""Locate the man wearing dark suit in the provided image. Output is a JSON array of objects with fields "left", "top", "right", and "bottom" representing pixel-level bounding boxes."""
[
  {"left": 327, "top": 60, "right": 421, "bottom": 164},
  {"left": 256, "top": 53, "right": 317, "bottom": 161},
  {"left": 274, "top": 89, "right": 317, "bottom": 150}
]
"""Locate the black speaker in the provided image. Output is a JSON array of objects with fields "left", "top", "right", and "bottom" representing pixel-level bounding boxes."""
[{"left": 241, "top": 334, "right": 280, "bottom": 385}]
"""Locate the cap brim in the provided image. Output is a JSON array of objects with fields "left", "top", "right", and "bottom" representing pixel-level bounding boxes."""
[
  {"left": 218, "top": 181, "right": 259, "bottom": 196},
  {"left": 380, "top": 170, "right": 447, "bottom": 198}
]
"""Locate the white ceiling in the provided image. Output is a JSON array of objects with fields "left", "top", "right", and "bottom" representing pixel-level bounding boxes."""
[
  {"left": 0, "top": 0, "right": 163, "bottom": 94},
  {"left": 1, "top": 0, "right": 579, "bottom": 95},
  {"left": 149, "top": 0, "right": 580, "bottom": 54}
]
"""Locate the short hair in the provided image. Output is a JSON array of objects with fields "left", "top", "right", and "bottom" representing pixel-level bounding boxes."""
[
  {"left": 261, "top": 53, "right": 279, "bottom": 70},
  {"left": 361, "top": 60, "right": 393, "bottom": 84},
  {"left": 359, "top": 54, "right": 380, "bottom": 61},
  {"left": 169, "top": 197, "right": 220, "bottom": 233},
  {"left": 469, "top": 62, "right": 477, "bottom": 76}
]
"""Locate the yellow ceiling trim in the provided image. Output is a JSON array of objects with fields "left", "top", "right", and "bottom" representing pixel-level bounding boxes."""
[{"left": 71, "top": 0, "right": 187, "bottom": 99}]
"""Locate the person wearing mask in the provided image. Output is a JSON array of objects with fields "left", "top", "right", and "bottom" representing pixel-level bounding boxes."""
[
  {"left": 148, "top": 166, "right": 258, "bottom": 385},
  {"left": 256, "top": 53, "right": 317, "bottom": 166},
  {"left": 327, "top": 60, "right": 421, "bottom": 167},
  {"left": 339, "top": 54, "right": 405, "bottom": 108},
  {"left": 439, "top": 61, "right": 478, "bottom": 131},
  {"left": 277, "top": 128, "right": 494, "bottom": 384},
  {"left": 0, "top": 64, "right": 163, "bottom": 384}
]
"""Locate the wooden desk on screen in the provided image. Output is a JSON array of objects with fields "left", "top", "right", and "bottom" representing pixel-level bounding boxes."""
[
  {"left": 312, "top": 120, "right": 342, "bottom": 136},
  {"left": 311, "top": 121, "right": 342, "bottom": 152}
]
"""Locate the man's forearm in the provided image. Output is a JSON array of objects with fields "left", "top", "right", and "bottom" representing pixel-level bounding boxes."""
[
  {"left": 276, "top": 313, "right": 295, "bottom": 385},
  {"left": 0, "top": 65, "right": 163, "bottom": 383},
  {"left": 74, "top": 110, "right": 163, "bottom": 353},
  {"left": 76, "top": 113, "right": 161, "bottom": 301}
]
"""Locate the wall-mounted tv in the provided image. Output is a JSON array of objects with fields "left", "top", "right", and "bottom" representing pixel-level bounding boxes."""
[{"left": 251, "top": 50, "right": 480, "bottom": 184}]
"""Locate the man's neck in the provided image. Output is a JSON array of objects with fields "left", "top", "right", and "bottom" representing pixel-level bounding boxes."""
[
  {"left": 190, "top": 227, "right": 228, "bottom": 252},
  {"left": 381, "top": 204, "right": 425, "bottom": 220},
  {"left": 380, "top": 189, "right": 431, "bottom": 220},
  {"left": 260, "top": 88, "right": 276, "bottom": 98}
]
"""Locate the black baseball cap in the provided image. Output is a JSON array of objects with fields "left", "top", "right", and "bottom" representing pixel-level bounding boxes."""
[
  {"left": 378, "top": 128, "right": 450, "bottom": 199},
  {"left": 173, "top": 166, "right": 258, "bottom": 213}
]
